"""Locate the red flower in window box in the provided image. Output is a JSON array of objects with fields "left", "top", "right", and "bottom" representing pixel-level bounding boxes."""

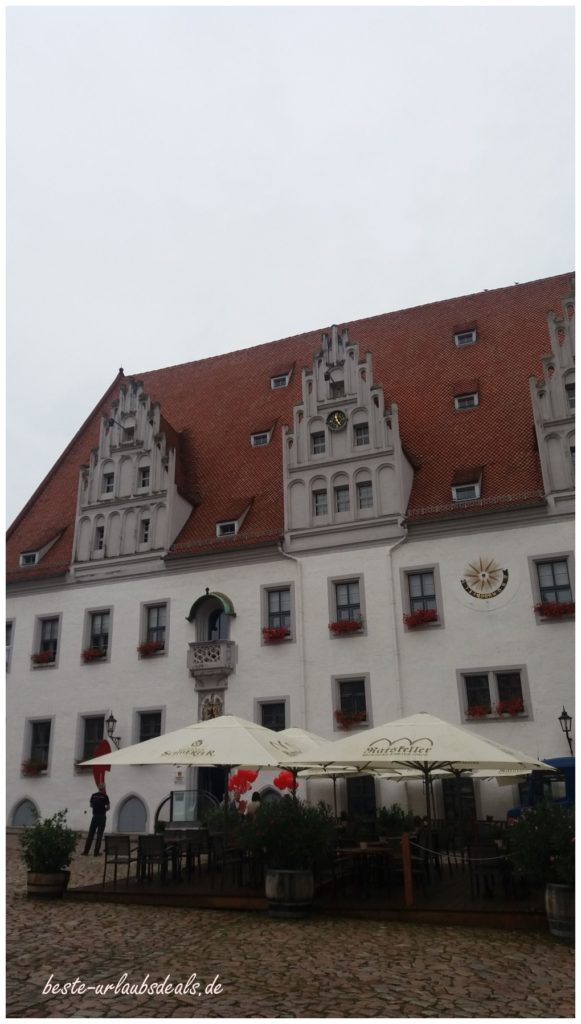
[
  {"left": 273, "top": 770, "right": 298, "bottom": 792},
  {"left": 137, "top": 640, "right": 165, "bottom": 658},
  {"left": 262, "top": 627, "right": 290, "bottom": 643},
  {"left": 81, "top": 647, "right": 107, "bottom": 663},
  {"left": 496, "top": 697, "right": 525, "bottom": 717},
  {"left": 328, "top": 619, "right": 363, "bottom": 635},
  {"left": 21, "top": 758, "right": 47, "bottom": 776},
  {"left": 534, "top": 601, "right": 575, "bottom": 618},
  {"left": 465, "top": 704, "right": 492, "bottom": 718},
  {"left": 334, "top": 709, "right": 367, "bottom": 731},
  {"left": 31, "top": 650, "right": 55, "bottom": 665},
  {"left": 403, "top": 609, "right": 439, "bottom": 628}
]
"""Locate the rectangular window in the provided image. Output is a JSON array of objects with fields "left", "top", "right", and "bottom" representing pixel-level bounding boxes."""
[
  {"left": 408, "top": 571, "right": 437, "bottom": 612},
  {"left": 139, "top": 711, "right": 162, "bottom": 743},
  {"left": 335, "top": 486, "right": 350, "bottom": 513},
  {"left": 6, "top": 621, "right": 13, "bottom": 670},
  {"left": 536, "top": 560, "right": 573, "bottom": 604},
  {"left": 357, "top": 482, "right": 373, "bottom": 510},
  {"left": 454, "top": 330, "right": 476, "bottom": 347},
  {"left": 217, "top": 521, "right": 237, "bottom": 537},
  {"left": 140, "top": 518, "right": 150, "bottom": 543},
  {"left": 329, "top": 380, "right": 345, "bottom": 398},
  {"left": 251, "top": 432, "right": 270, "bottom": 447},
  {"left": 123, "top": 425, "right": 135, "bottom": 442},
  {"left": 565, "top": 382, "right": 575, "bottom": 410},
  {"left": 259, "top": 701, "right": 286, "bottom": 732},
  {"left": 82, "top": 716, "right": 105, "bottom": 761},
  {"left": 570, "top": 446, "right": 575, "bottom": 468},
  {"left": 454, "top": 392, "right": 479, "bottom": 411},
  {"left": 452, "top": 482, "right": 480, "bottom": 502},
  {"left": 311, "top": 432, "right": 326, "bottom": 455},
  {"left": 40, "top": 618, "right": 59, "bottom": 656},
  {"left": 460, "top": 669, "right": 527, "bottom": 719},
  {"left": 271, "top": 374, "right": 290, "bottom": 389},
  {"left": 338, "top": 678, "right": 367, "bottom": 717},
  {"left": 354, "top": 423, "right": 369, "bottom": 446},
  {"left": 335, "top": 580, "right": 361, "bottom": 621},
  {"left": 464, "top": 673, "right": 492, "bottom": 715},
  {"left": 19, "top": 551, "right": 39, "bottom": 566},
  {"left": 103, "top": 473, "right": 115, "bottom": 494},
  {"left": 146, "top": 604, "right": 166, "bottom": 646},
  {"left": 267, "top": 589, "right": 291, "bottom": 629},
  {"left": 90, "top": 611, "right": 110, "bottom": 652},
  {"left": 30, "top": 720, "right": 51, "bottom": 769},
  {"left": 138, "top": 467, "right": 150, "bottom": 488},
  {"left": 313, "top": 490, "right": 328, "bottom": 516},
  {"left": 94, "top": 525, "right": 105, "bottom": 550}
]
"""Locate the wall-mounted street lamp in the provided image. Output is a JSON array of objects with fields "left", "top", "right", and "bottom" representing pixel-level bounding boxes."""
[
  {"left": 558, "top": 706, "right": 574, "bottom": 755},
  {"left": 106, "top": 712, "right": 122, "bottom": 750}
]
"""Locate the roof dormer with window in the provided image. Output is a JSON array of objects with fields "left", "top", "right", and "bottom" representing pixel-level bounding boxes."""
[
  {"left": 71, "top": 377, "right": 193, "bottom": 576},
  {"left": 282, "top": 325, "right": 413, "bottom": 552},
  {"left": 530, "top": 280, "right": 575, "bottom": 512}
]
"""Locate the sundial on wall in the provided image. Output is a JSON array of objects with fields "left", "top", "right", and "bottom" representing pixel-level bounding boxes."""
[{"left": 460, "top": 557, "right": 509, "bottom": 600}]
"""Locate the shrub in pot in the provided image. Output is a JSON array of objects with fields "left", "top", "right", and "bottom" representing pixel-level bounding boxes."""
[
  {"left": 507, "top": 801, "right": 574, "bottom": 939},
  {"left": 20, "top": 809, "right": 78, "bottom": 898}
]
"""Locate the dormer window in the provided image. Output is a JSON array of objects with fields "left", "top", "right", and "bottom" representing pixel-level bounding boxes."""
[
  {"left": 19, "top": 551, "right": 39, "bottom": 567},
  {"left": 271, "top": 373, "right": 290, "bottom": 389},
  {"left": 251, "top": 432, "right": 271, "bottom": 447},
  {"left": 452, "top": 482, "right": 481, "bottom": 502},
  {"left": 217, "top": 521, "right": 237, "bottom": 537},
  {"left": 454, "top": 392, "right": 479, "bottom": 411},
  {"left": 454, "top": 329, "right": 477, "bottom": 348}
]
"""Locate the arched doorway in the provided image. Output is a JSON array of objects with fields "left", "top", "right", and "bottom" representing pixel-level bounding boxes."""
[
  {"left": 12, "top": 798, "right": 38, "bottom": 826},
  {"left": 117, "top": 795, "right": 147, "bottom": 833}
]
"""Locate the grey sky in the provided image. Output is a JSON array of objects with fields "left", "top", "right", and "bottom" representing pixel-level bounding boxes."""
[{"left": 6, "top": 5, "right": 574, "bottom": 526}]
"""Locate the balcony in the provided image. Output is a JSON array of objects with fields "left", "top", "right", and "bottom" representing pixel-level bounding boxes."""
[{"left": 187, "top": 640, "right": 236, "bottom": 690}]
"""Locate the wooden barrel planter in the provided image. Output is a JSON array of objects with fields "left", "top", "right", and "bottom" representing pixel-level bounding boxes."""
[
  {"left": 27, "top": 870, "right": 71, "bottom": 898},
  {"left": 545, "top": 883, "right": 575, "bottom": 941},
  {"left": 265, "top": 868, "right": 314, "bottom": 919}
]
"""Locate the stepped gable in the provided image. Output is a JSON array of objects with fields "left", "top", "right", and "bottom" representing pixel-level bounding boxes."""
[{"left": 6, "top": 273, "right": 573, "bottom": 577}]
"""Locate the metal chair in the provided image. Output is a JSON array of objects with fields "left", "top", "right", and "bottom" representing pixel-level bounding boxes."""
[
  {"left": 102, "top": 835, "right": 138, "bottom": 888},
  {"left": 137, "top": 834, "right": 174, "bottom": 883}
]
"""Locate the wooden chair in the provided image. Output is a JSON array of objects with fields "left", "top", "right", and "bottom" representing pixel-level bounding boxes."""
[{"left": 102, "top": 835, "right": 138, "bottom": 888}]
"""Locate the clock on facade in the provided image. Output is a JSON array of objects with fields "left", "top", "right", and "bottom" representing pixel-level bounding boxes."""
[
  {"left": 326, "top": 409, "right": 348, "bottom": 431},
  {"left": 460, "top": 556, "right": 509, "bottom": 599}
]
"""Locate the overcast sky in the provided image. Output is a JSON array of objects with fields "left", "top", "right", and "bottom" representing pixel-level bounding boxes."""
[{"left": 6, "top": 5, "right": 574, "bottom": 527}]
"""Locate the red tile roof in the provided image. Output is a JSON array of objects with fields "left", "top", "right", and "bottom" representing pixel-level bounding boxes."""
[{"left": 6, "top": 273, "right": 573, "bottom": 580}]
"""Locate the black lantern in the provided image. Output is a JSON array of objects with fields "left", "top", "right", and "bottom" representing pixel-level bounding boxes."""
[
  {"left": 558, "top": 706, "right": 574, "bottom": 755},
  {"left": 106, "top": 712, "right": 121, "bottom": 749}
]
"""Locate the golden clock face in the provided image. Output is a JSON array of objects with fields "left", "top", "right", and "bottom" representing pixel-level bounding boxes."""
[{"left": 327, "top": 409, "right": 348, "bottom": 431}]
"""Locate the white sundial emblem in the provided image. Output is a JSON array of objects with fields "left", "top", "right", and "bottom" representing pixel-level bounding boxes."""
[{"left": 461, "top": 557, "right": 509, "bottom": 599}]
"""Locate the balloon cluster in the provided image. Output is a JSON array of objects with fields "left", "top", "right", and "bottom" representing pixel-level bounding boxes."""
[
  {"left": 273, "top": 769, "right": 298, "bottom": 792},
  {"left": 227, "top": 768, "right": 259, "bottom": 798}
]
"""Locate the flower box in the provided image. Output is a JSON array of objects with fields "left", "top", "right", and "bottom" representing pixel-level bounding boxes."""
[
  {"left": 334, "top": 709, "right": 367, "bottom": 731},
  {"left": 534, "top": 601, "right": 575, "bottom": 619},
  {"left": 21, "top": 759, "right": 47, "bottom": 776},
  {"left": 403, "top": 609, "right": 439, "bottom": 628},
  {"left": 496, "top": 698, "right": 525, "bottom": 717},
  {"left": 81, "top": 647, "right": 107, "bottom": 663},
  {"left": 31, "top": 650, "right": 55, "bottom": 665},
  {"left": 262, "top": 627, "right": 290, "bottom": 643},
  {"left": 328, "top": 619, "right": 363, "bottom": 636},
  {"left": 465, "top": 704, "right": 492, "bottom": 719},
  {"left": 137, "top": 640, "right": 165, "bottom": 658}
]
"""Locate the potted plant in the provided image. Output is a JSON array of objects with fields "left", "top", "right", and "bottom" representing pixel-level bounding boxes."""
[
  {"left": 81, "top": 647, "right": 107, "bottom": 663},
  {"left": 31, "top": 650, "right": 55, "bottom": 665},
  {"left": 534, "top": 601, "right": 575, "bottom": 618},
  {"left": 465, "top": 704, "right": 491, "bottom": 718},
  {"left": 137, "top": 640, "right": 165, "bottom": 657},
  {"left": 328, "top": 619, "right": 363, "bottom": 636},
  {"left": 334, "top": 709, "right": 367, "bottom": 731},
  {"left": 403, "top": 609, "right": 439, "bottom": 628},
  {"left": 262, "top": 627, "right": 290, "bottom": 643},
  {"left": 21, "top": 758, "right": 47, "bottom": 777},
  {"left": 507, "top": 802, "right": 575, "bottom": 940},
  {"left": 496, "top": 697, "right": 525, "bottom": 717},
  {"left": 242, "top": 796, "right": 336, "bottom": 918},
  {"left": 19, "top": 809, "right": 78, "bottom": 898}
]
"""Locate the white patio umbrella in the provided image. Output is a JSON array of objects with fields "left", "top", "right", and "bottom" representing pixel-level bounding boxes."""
[{"left": 286, "top": 712, "right": 551, "bottom": 825}]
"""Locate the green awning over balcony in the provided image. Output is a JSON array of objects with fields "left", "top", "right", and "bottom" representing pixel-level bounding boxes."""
[{"left": 186, "top": 591, "right": 236, "bottom": 622}]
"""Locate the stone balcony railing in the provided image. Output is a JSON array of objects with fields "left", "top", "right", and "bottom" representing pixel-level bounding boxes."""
[{"left": 187, "top": 640, "right": 236, "bottom": 690}]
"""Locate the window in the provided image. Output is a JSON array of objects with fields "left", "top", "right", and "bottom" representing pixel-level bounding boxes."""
[
  {"left": 29, "top": 720, "right": 51, "bottom": 770},
  {"left": 335, "top": 580, "right": 361, "bottom": 621},
  {"left": 570, "top": 446, "right": 575, "bottom": 469},
  {"left": 140, "top": 518, "right": 151, "bottom": 543},
  {"left": 357, "top": 481, "right": 373, "bottom": 510},
  {"left": 267, "top": 589, "right": 291, "bottom": 629},
  {"left": 6, "top": 621, "right": 13, "bottom": 670},
  {"left": 138, "top": 466, "right": 150, "bottom": 488},
  {"left": 251, "top": 432, "right": 270, "bottom": 447},
  {"left": 536, "top": 560, "right": 573, "bottom": 604},
  {"left": 565, "top": 382, "right": 575, "bottom": 411},
  {"left": 82, "top": 716, "right": 105, "bottom": 761},
  {"left": 103, "top": 473, "right": 115, "bottom": 494},
  {"left": 335, "top": 486, "right": 350, "bottom": 513},
  {"left": 145, "top": 604, "right": 166, "bottom": 646},
  {"left": 354, "top": 423, "right": 369, "bottom": 446},
  {"left": 19, "top": 551, "right": 38, "bottom": 567},
  {"left": 313, "top": 490, "right": 328, "bottom": 516},
  {"left": 408, "top": 571, "right": 436, "bottom": 612},
  {"left": 39, "top": 618, "right": 59, "bottom": 657},
  {"left": 452, "top": 482, "right": 480, "bottom": 502},
  {"left": 271, "top": 373, "right": 290, "bottom": 389},
  {"left": 139, "top": 711, "right": 162, "bottom": 743},
  {"left": 329, "top": 380, "right": 345, "bottom": 398},
  {"left": 311, "top": 432, "right": 326, "bottom": 455},
  {"left": 259, "top": 701, "right": 286, "bottom": 732},
  {"left": 454, "top": 329, "right": 476, "bottom": 347},
  {"left": 460, "top": 668, "right": 527, "bottom": 719},
  {"left": 94, "top": 525, "right": 105, "bottom": 550},
  {"left": 454, "top": 392, "right": 479, "bottom": 411},
  {"left": 123, "top": 425, "right": 135, "bottom": 442},
  {"left": 90, "top": 611, "right": 110, "bottom": 653},
  {"left": 338, "top": 678, "right": 367, "bottom": 718},
  {"left": 217, "top": 521, "right": 237, "bottom": 537}
]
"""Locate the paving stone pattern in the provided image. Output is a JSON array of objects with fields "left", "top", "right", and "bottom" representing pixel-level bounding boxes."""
[{"left": 6, "top": 836, "right": 574, "bottom": 1018}]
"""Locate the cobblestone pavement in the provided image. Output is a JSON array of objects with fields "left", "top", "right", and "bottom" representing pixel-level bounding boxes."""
[{"left": 6, "top": 835, "right": 575, "bottom": 1018}]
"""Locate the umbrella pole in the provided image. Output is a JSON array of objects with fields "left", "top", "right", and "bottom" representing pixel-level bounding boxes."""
[
  {"left": 332, "top": 776, "right": 337, "bottom": 818},
  {"left": 423, "top": 766, "right": 432, "bottom": 831}
]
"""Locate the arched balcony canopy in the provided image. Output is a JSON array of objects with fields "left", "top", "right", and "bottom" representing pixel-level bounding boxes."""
[{"left": 186, "top": 591, "right": 236, "bottom": 622}]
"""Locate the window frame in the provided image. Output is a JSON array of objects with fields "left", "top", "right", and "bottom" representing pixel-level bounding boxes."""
[
  {"left": 354, "top": 422, "right": 370, "bottom": 447},
  {"left": 137, "top": 709, "right": 163, "bottom": 744},
  {"left": 140, "top": 600, "right": 169, "bottom": 653},
  {"left": 528, "top": 552, "right": 575, "bottom": 620},
  {"left": 6, "top": 619, "right": 14, "bottom": 672},
  {"left": 25, "top": 717, "right": 53, "bottom": 773},
  {"left": 19, "top": 551, "right": 39, "bottom": 567},
  {"left": 138, "top": 466, "right": 150, "bottom": 489},
  {"left": 32, "top": 614, "right": 62, "bottom": 669},
  {"left": 102, "top": 472, "right": 115, "bottom": 495},
  {"left": 271, "top": 373, "right": 290, "bottom": 389},
  {"left": 334, "top": 485, "right": 351, "bottom": 513},
  {"left": 454, "top": 329, "right": 477, "bottom": 348},
  {"left": 313, "top": 489, "right": 328, "bottom": 517},
  {"left": 216, "top": 520, "right": 237, "bottom": 538},
  {"left": 451, "top": 481, "right": 481, "bottom": 502},
  {"left": 256, "top": 698, "right": 288, "bottom": 732},
  {"left": 565, "top": 381, "right": 575, "bottom": 411},
  {"left": 332, "top": 673, "right": 372, "bottom": 731},
  {"left": 80, "top": 714, "right": 106, "bottom": 762},
  {"left": 133, "top": 705, "right": 166, "bottom": 744},
  {"left": 400, "top": 564, "right": 445, "bottom": 630},
  {"left": 310, "top": 431, "right": 326, "bottom": 456},
  {"left": 83, "top": 606, "right": 113, "bottom": 663},
  {"left": 260, "top": 583, "right": 295, "bottom": 644},
  {"left": 251, "top": 431, "right": 271, "bottom": 447},
  {"left": 454, "top": 392, "right": 480, "bottom": 411},
  {"left": 457, "top": 665, "right": 531, "bottom": 721},
  {"left": 328, "top": 574, "right": 367, "bottom": 636}
]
